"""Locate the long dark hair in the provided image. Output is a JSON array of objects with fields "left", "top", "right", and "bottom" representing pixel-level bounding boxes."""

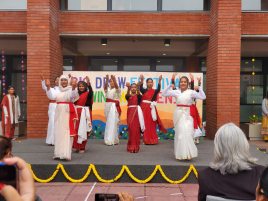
[
  {"left": 146, "top": 78, "right": 153, "bottom": 83},
  {"left": 0, "top": 136, "right": 12, "bottom": 160},
  {"left": 77, "top": 81, "right": 88, "bottom": 95},
  {"left": 7, "top": 86, "right": 17, "bottom": 97}
]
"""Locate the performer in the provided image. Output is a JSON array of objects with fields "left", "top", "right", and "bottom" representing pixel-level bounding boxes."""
[
  {"left": 171, "top": 73, "right": 203, "bottom": 144},
  {"left": 41, "top": 76, "right": 60, "bottom": 145},
  {"left": 125, "top": 82, "right": 145, "bottom": 153},
  {"left": 261, "top": 91, "right": 268, "bottom": 141},
  {"left": 46, "top": 75, "right": 79, "bottom": 160},
  {"left": 162, "top": 75, "right": 206, "bottom": 160},
  {"left": 139, "top": 74, "right": 166, "bottom": 145},
  {"left": 1, "top": 86, "right": 21, "bottom": 139},
  {"left": 73, "top": 76, "right": 94, "bottom": 153},
  {"left": 104, "top": 75, "right": 121, "bottom": 146}
]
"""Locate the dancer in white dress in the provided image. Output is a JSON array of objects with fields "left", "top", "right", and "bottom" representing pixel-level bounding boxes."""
[
  {"left": 41, "top": 76, "right": 60, "bottom": 145},
  {"left": 46, "top": 75, "right": 79, "bottom": 160},
  {"left": 103, "top": 75, "right": 121, "bottom": 145},
  {"left": 162, "top": 75, "right": 206, "bottom": 160}
]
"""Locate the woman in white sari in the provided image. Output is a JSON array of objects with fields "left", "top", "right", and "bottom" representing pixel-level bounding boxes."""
[
  {"left": 104, "top": 75, "right": 121, "bottom": 145},
  {"left": 162, "top": 75, "right": 206, "bottom": 160},
  {"left": 46, "top": 75, "right": 79, "bottom": 160}
]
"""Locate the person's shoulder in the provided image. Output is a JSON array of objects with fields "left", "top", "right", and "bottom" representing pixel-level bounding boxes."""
[
  {"left": 251, "top": 164, "right": 265, "bottom": 174},
  {"left": 198, "top": 167, "right": 218, "bottom": 180}
]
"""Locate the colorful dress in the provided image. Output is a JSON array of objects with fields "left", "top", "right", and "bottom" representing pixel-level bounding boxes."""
[
  {"left": 1, "top": 94, "right": 21, "bottom": 139},
  {"left": 261, "top": 98, "right": 268, "bottom": 141},
  {"left": 73, "top": 84, "right": 93, "bottom": 151},
  {"left": 140, "top": 83, "right": 166, "bottom": 145},
  {"left": 126, "top": 94, "right": 145, "bottom": 152}
]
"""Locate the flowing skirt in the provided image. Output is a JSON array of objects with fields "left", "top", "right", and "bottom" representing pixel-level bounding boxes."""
[
  {"left": 173, "top": 107, "right": 198, "bottom": 160},
  {"left": 54, "top": 104, "right": 73, "bottom": 160},
  {"left": 141, "top": 103, "right": 158, "bottom": 145},
  {"left": 127, "top": 107, "right": 140, "bottom": 152},
  {"left": 104, "top": 102, "right": 120, "bottom": 145},
  {"left": 46, "top": 103, "right": 56, "bottom": 145}
]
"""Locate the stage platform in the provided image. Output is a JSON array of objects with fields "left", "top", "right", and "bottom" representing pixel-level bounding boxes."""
[{"left": 13, "top": 139, "right": 268, "bottom": 183}]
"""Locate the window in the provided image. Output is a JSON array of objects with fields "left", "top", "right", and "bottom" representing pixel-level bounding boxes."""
[
  {"left": 63, "top": 57, "right": 74, "bottom": 71},
  {"left": 123, "top": 59, "right": 150, "bottom": 71},
  {"left": 240, "top": 75, "right": 263, "bottom": 104},
  {"left": 0, "top": 0, "right": 27, "bottom": 10},
  {"left": 68, "top": 0, "right": 107, "bottom": 10},
  {"left": 156, "top": 58, "right": 184, "bottom": 72},
  {"left": 241, "top": 59, "right": 262, "bottom": 72},
  {"left": 112, "top": 0, "right": 157, "bottom": 11},
  {"left": 90, "top": 58, "right": 118, "bottom": 71},
  {"left": 242, "top": 0, "right": 268, "bottom": 11},
  {"left": 162, "top": 0, "right": 204, "bottom": 11}
]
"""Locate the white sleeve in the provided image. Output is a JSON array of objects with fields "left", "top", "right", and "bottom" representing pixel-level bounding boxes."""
[
  {"left": 41, "top": 80, "right": 47, "bottom": 92},
  {"left": 70, "top": 88, "right": 79, "bottom": 102},
  {"left": 47, "top": 88, "right": 56, "bottom": 100},
  {"left": 191, "top": 87, "right": 206, "bottom": 100},
  {"left": 262, "top": 99, "right": 268, "bottom": 115},
  {"left": 3, "top": 106, "right": 8, "bottom": 117},
  {"left": 17, "top": 96, "right": 21, "bottom": 117},
  {"left": 162, "top": 85, "right": 179, "bottom": 97}
]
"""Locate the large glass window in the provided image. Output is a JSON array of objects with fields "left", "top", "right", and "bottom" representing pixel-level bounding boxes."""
[
  {"left": 162, "top": 0, "right": 204, "bottom": 11},
  {"left": 90, "top": 58, "right": 118, "bottom": 71},
  {"left": 61, "top": 0, "right": 210, "bottom": 11},
  {"left": 112, "top": 0, "right": 157, "bottom": 11},
  {"left": 242, "top": 0, "right": 268, "bottom": 11},
  {"left": 68, "top": 0, "right": 107, "bottom": 10},
  {"left": 123, "top": 59, "right": 150, "bottom": 71},
  {"left": 156, "top": 58, "right": 184, "bottom": 72},
  {"left": 0, "top": 0, "right": 27, "bottom": 10}
]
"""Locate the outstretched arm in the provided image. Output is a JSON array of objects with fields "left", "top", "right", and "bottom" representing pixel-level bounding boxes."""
[{"left": 104, "top": 74, "right": 109, "bottom": 92}]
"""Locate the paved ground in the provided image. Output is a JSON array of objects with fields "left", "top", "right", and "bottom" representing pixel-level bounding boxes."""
[{"left": 35, "top": 182, "right": 198, "bottom": 201}]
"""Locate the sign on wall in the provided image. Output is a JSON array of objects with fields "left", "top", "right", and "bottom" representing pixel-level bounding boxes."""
[{"left": 64, "top": 71, "right": 204, "bottom": 139}]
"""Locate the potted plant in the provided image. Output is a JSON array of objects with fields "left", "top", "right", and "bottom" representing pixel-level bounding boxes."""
[{"left": 249, "top": 114, "right": 260, "bottom": 124}]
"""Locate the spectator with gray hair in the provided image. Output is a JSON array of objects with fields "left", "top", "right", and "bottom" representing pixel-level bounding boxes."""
[{"left": 198, "top": 123, "right": 264, "bottom": 201}]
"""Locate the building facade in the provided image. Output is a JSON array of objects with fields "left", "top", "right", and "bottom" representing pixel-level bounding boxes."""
[{"left": 0, "top": 0, "right": 268, "bottom": 138}]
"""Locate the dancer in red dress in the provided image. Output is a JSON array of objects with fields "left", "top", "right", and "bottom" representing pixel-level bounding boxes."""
[
  {"left": 73, "top": 76, "right": 94, "bottom": 153},
  {"left": 139, "top": 75, "right": 167, "bottom": 145},
  {"left": 125, "top": 82, "right": 145, "bottom": 153}
]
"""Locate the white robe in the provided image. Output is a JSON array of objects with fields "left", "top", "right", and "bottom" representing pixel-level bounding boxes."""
[
  {"left": 42, "top": 80, "right": 60, "bottom": 145},
  {"left": 162, "top": 85, "right": 206, "bottom": 160},
  {"left": 104, "top": 88, "right": 121, "bottom": 145},
  {"left": 47, "top": 86, "right": 79, "bottom": 160}
]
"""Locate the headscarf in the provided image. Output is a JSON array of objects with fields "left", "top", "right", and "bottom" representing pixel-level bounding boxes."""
[{"left": 59, "top": 74, "right": 72, "bottom": 92}]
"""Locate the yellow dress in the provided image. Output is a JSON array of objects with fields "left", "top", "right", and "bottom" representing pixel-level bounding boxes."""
[{"left": 261, "top": 98, "right": 268, "bottom": 141}]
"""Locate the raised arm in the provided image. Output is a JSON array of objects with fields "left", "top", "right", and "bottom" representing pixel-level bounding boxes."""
[
  {"left": 155, "top": 75, "right": 162, "bottom": 93},
  {"left": 40, "top": 75, "right": 47, "bottom": 92},
  {"left": 111, "top": 75, "right": 119, "bottom": 89},
  {"left": 189, "top": 73, "right": 194, "bottom": 90},
  {"left": 125, "top": 82, "right": 131, "bottom": 100},
  {"left": 104, "top": 74, "right": 109, "bottom": 92},
  {"left": 45, "top": 79, "right": 56, "bottom": 100},
  {"left": 191, "top": 86, "right": 206, "bottom": 100},
  {"left": 138, "top": 74, "right": 146, "bottom": 94},
  {"left": 162, "top": 84, "right": 179, "bottom": 97}
]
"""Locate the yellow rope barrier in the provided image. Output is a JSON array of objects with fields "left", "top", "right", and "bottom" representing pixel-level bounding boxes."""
[{"left": 29, "top": 163, "right": 198, "bottom": 184}]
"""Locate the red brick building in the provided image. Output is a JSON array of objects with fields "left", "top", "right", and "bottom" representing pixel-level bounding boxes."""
[{"left": 0, "top": 0, "right": 267, "bottom": 138}]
